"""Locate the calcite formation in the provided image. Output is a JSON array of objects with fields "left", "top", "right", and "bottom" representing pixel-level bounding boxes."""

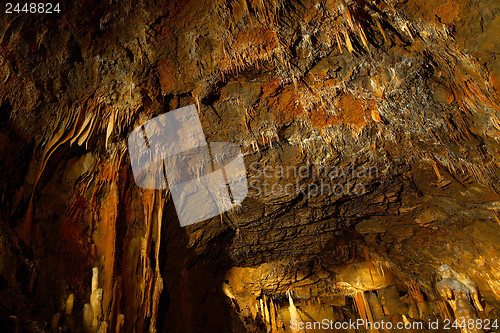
[
  {"left": 0, "top": 0, "right": 500, "bottom": 332},
  {"left": 436, "top": 264, "right": 487, "bottom": 332},
  {"left": 454, "top": 298, "right": 484, "bottom": 333},
  {"left": 437, "top": 264, "right": 484, "bottom": 312}
]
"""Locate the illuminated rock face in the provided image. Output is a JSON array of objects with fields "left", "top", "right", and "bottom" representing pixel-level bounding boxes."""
[
  {"left": 437, "top": 264, "right": 484, "bottom": 313},
  {"left": 454, "top": 297, "right": 485, "bottom": 333},
  {"left": 1, "top": 0, "right": 500, "bottom": 332},
  {"left": 435, "top": 264, "right": 488, "bottom": 333}
]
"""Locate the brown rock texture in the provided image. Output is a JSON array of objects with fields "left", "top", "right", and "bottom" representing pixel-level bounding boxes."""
[{"left": 1, "top": 0, "right": 500, "bottom": 332}]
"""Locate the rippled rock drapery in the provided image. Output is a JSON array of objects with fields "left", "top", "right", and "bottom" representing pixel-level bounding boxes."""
[{"left": 1, "top": 0, "right": 500, "bottom": 332}]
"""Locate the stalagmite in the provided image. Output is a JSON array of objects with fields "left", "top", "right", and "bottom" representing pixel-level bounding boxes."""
[
  {"left": 83, "top": 303, "right": 94, "bottom": 332},
  {"left": 51, "top": 313, "right": 60, "bottom": 332},
  {"left": 92, "top": 267, "right": 99, "bottom": 293},
  {"left": 98, "top": 321, "right": 109, "bottom": 333},
  {"left": 149, "top": 193, "right": 165, "bottom": 333},
  {"left": 91, "top": 288, "right": 104, "bottom": 328},
  {"left": 28, "top": 270, "right": 37, "bottom": 294},
  {"left": 9, "top": 316, "right": 19, "bottom": 333},
  {"left": 430, "top": 160, "right": 443, "bottom": 182},
  {"left": 66, "top": 294, "right": 75, "bottom": 315},
  {"left": 86, "top": 265, "right": 105, "bottom": 329}
]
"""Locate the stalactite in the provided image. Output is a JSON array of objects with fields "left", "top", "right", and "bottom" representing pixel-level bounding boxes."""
[
  {"left": 344, "top": 8, "right": 354, "bottom": 30},
  {"left": 374, "top": 16, "right": 387, "bottom": 42},
  {"left": 368, "top": 292, "right": 384, "bottom": 321},
  {"left": 263, "top": 294, "right": 270, "bottom": 324},
  {"left": 357, "top": 25, "right": 370, "bottom": 52},
  {"left": 363, "top": 246, "right": 376, "bottom": 284},
  {"left": 149, "top": 191, "right": 166, "bottom": 332},
  {"left": 343, "top": 30, "right": 354, "bottom": 54},
  {"left": 270, "top": 298, "right": 278, "bottom": 333},
  {"left": 407, "top": 281, "right": 431, "bottom": 319},
  {"left": 487, "top": 208, "right": 500, "bottom": 227},
  {"left": 150, "top": 276, "right": 164, "bottom": 333},
  {"left": 354, "top": 291, "right": 378, "bottom": 332},
  {"left": 335, "top": 32, "right": 343, "bottom": 53},
  {"left": 252, "top": 302, "right": 258, "bottom": 321},
  {"left": 354, "top": 292, "right": 367, "bottom": 322},
  {"left": 105, "top": 111, "right": 115, "bottom": 149},
  {"left": 288, "top": 290, "right": 303, "bottom": 333},
  {"left": 21, "top": 101, "right": 87, "bottom": 245},
  {"left": 437, "top": 300, "right": 453, "bottom": 320}
]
